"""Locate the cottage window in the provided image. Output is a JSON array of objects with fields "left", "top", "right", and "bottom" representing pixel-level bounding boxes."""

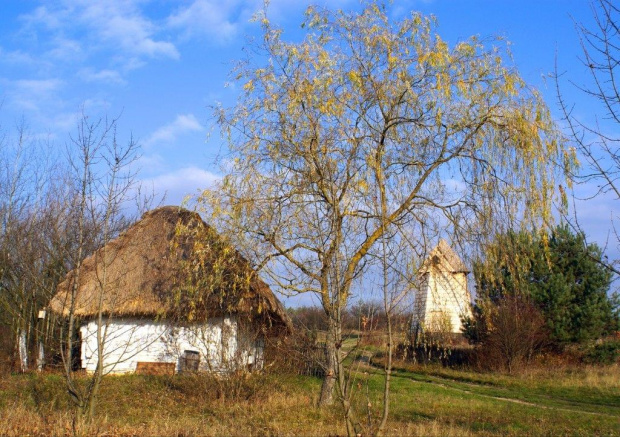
[{"left": 181, "top": 350, "right": 200, "bottom": 372}]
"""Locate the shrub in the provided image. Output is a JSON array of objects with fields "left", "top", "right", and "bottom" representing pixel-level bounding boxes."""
[
  {"left": 582, "top": 339, "right": 620, "bottom": 365},
  {"left": 468, "top": 296, "right": 549, "bottom": 373},
  {"left": 263, "top": 330, "right": 326, "bottom": 377}
]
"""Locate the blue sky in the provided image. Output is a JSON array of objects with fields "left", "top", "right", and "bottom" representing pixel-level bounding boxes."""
[{"left": 1, "top": 1, "right": 617, "bottom": 303}]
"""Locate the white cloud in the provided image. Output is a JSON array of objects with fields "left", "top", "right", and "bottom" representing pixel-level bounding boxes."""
[
  {"left": 145, "top": 166, "right": 220, "bottom": 205},
  {"left": 143, "top": 114, "right": 203, "bottom": 148},
  {"left": 23, "top": 5, "right": 63, "bottom": 30},
  {"left": 78, "top": 68, "right": 126, "bottom": 85},
  {"left": 8, "top": 78, "right": 64, "bottom": 111},
  {"left": 47, "top": 37, "right": 82, "bottom": 61},
  {"left": 14, "top": 78, "right": 62, "bottom": 94},
  {"left": 167, "top": 0, "right": 241, "bottom": 44},
  {"left": 121, "top": 57, "right": 146, "bottom": 72},
  {"left": 136, "top": 153, "right": 166, "bottom": 174},
  {"left": 88, "top": 3, "right": 179, "bottom": 59},
  {"left": 20, "top": 0, "right": 179, "bottom": 64},
  {"left": 0, "top": 47, "right": 38, "bottom": 66}
]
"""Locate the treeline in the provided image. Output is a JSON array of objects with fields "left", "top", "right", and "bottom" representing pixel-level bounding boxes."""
[
  {"left": 286, "top": 225, "right": 620, "bottom": 373},
  {"left": 0, "top": 115, "right": 148, "bottom": 372},
  {"left": 287, "top": 302, "right": 412, "bottom": 333}
]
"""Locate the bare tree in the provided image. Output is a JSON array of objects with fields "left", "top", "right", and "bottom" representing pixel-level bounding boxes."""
[
  {"left": 58, "top": 112, "right": 142, "bottom": 422},
  {"left": 0, "top": 121, "right": 65, "bottom": 372},
  {"left": 556, "top": 0, "right": 620, "bottom": 275}
]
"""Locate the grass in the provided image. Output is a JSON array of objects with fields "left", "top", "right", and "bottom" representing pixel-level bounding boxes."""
[
  {"left": 383, "top": 365, "right": 620, "bottom": 436},
  {"left": 387, "top": 365, "right": 620, "bottom": 414},
  {"left": 0, "top": 363, "right": 618, "bottom": 436}
]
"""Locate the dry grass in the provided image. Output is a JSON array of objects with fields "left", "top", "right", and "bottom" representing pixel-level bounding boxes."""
[
  {"left": 0, "top": 364, "right": 618, "bottom": 436},
  {"left": 518, "top": 363, "right": 620, "bottom": 389}
]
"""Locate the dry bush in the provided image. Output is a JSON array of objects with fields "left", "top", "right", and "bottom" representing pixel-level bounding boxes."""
[
  {"left": 163, "top": 372, "right": 280, "bottom": 403},
  {"left": 474, "top": 297, "right": 548, "bottom": 373},
  {"left": 263, "top": 330, "right": 326, "bottom": 377},
  {"left": 396, "top": 320, "right": 473, "bottom": 367},
  {"left": 358, "top": 328, "right": 385, "bottom": 348},
  {"left": 395, "top": 342, "right": 474, "bottom": 368}
]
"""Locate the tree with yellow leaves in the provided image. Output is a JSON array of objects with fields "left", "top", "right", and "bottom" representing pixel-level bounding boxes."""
[{"left": 201, "top": 2, "right": 569, "bottom": 432}]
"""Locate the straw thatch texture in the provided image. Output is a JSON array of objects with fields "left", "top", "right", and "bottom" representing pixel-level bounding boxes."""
[{"left": 49, "top": 206, "right": 291, "bottom": 332}]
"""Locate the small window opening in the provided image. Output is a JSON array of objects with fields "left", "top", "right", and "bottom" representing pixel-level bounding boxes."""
[{"left": 181, "top": 350, "right": 200, "bottom": 373}]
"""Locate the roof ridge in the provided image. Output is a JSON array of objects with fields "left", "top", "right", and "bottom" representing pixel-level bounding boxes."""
[{"left": 426, "top": 239, "right": 469, "bottom": 273}]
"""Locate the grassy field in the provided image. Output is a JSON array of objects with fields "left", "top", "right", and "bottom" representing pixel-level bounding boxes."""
[{"left": 0, "top": 362, "right": 618, "bottom": 436}]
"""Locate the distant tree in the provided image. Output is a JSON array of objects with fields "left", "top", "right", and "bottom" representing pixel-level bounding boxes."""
[
  {"left": 0, "top": 121, "right": 74, "bottom": 373},
  {"left": 470, "top": 225, "right": 617, "bottom": 348},
  {"left": 288, "top": 306, "right": 329, "bottom": 331}
]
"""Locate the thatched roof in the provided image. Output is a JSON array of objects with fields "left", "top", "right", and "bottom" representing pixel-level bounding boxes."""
[
  {"left": 421, "top": 239, "right": 469, "bottom": 274},
  {"left": 49, "top": 206, "right": 291, "bottom": 332}
]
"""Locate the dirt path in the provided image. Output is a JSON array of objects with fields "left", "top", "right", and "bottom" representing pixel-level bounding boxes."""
[{"left": 392, "top": 371, "right": 619, "bottom": 418}]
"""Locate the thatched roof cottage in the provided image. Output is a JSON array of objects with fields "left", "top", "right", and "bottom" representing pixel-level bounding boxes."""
[
  {"left": 413, "top": 240, "right": 472, "bottom": 334},
  {"left": 50, "top": 206, "right": 291, "bottom": 374}
]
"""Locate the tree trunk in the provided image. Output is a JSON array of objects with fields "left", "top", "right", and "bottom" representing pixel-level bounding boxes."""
[
  {"left": 36, "top": 310, "right": 45, "bottom": 372},
  {"left": 37, "top": 340, "right": 44, "bottom": 372},
  {"left": 376, "top": 311, "right": 393, "bottom": 436},
  {"left": 18, "top": 327, "right": 28, "bottom": 372},
  {"left": 319, "top": 323, "right": 337, "bottom": 406}
]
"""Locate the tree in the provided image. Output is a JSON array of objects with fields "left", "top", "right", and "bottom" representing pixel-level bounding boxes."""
[
  {"left": 0, "top": 121, "right": 72, "bottom": 373},
  {"left": 556, "top": 0, "right": 620, "bottom": 275},
  {"left": 0, "top": 111, "right": 152, "bottom": 423},
  {"left": 59, "top": 112, "right": 143, "bottom": 422},
  {"left": 533, "top": 225, "right": 616, "bottom": 343},
  {"left": 471, "top": 225, "right": 617, "bottom": 347},
  {"left": 202, "top": 2, "right": 566, "bottom": 429}
]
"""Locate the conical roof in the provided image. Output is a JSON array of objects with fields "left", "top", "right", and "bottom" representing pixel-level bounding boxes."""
[{"left": 421, "top": 239, "right": 469, "bottom": 273}]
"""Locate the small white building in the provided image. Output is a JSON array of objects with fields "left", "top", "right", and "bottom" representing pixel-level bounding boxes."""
[
  {"left": 413, "top": 240, "right": 472, "bottom": 334},
  {"left": 50, "top": 206, "right": 290, "bottom": 375},
  {"left": 77, "top": 316, "right": 263, "bottom": 374}
]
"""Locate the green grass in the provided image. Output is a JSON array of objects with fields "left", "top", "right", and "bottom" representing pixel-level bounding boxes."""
[
  {"left": 0, "top": 364, "right": 618, "bottom": 436},
  {"left": 383, "top": 367, "right": 619, "bottom": 436}
]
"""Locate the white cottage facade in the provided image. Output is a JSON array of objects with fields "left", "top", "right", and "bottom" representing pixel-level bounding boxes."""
[
  {"left": 79, "top": 316, "right": 265, "bottom": 374},
  {"left": 413, "top": 240, "right": 472, "bottom": 334},
  {"left": 50, "top": 206, "right": 290, "bottom": 375}
]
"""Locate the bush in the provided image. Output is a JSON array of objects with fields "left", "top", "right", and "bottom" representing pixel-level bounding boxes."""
[
  {"left": 396, "top": 343, "right": 474, "bottom": 367},
  {"left": 582, "top": 339, "right": 620, "bottom": 365},
  {"left": 263, "top": 330, "right": 326, "bottom": 377},
  {"left": 467, "top": 296, "right": 549, "bottom": 373}
]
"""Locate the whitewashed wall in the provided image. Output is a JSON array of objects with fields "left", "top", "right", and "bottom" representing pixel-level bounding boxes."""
[
  {"left": 79, "top": 316, "right": 264, "bottom": 374},
  {"left": 414, "top": 269, "right": 472, "bottom": 334}
]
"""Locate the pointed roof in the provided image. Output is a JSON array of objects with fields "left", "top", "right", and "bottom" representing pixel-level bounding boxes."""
[
  {"left": 421, "top": 239, "right": 469, "bottom": 273},
  {"left": 49, "top": 206, "right": 291, "bottom": 332}
]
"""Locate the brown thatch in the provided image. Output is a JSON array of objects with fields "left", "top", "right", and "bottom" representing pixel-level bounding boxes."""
[
  {"left": 49, "top": 206, "right": 291, "bottom": 332},
  {"left": 421, "top": 239, "right": 469, "bottom": 273}
]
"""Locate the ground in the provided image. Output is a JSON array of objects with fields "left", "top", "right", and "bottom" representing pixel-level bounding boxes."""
[{"left": 0, "top": 361, "right": 618, "bottom": 436}]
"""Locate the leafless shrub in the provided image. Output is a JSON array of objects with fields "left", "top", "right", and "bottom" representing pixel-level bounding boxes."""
[
  {"left": 264, "top": 330, "right": 327, "bottom": 378},
  {"left": 475, "top": 296, "right": 549, "bottom": 373}
]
